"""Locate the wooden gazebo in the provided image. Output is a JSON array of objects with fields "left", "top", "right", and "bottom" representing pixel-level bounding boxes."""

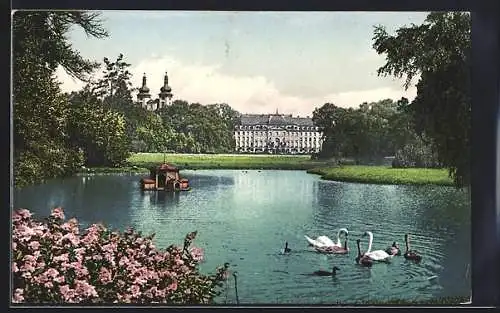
[{"left": 140, "top": 163, "right": 190, "bottom": 191}]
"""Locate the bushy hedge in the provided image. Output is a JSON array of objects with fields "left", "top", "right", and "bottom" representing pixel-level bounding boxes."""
[
  {"left": 392, "top": 137, "right": 442, "bottom": 169},
  {"left": 12, "top": 208, "right": 229, "bottom": 304}
]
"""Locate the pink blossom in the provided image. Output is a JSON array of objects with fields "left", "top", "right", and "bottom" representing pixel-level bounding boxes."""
[
  {"left": 104, "top": 252, "right": 115, "bottom": 266},
  {"left": 15, "top": 225, "right": 36, "bottom": 242},
  {"left": 32, "top": 224, "right": 46, "bottom": 236},
  {"left": 45, "top": 268, "right": 60, "bottom": 278},
  {"left": 12, "top": 208, "right": 228, "bottom": 304},
  {"left": 167, "top": 280, "right": 178, "bottom": 291},
  {"left": 74, "top": 280, "right": 98, "bottom": 298},
  {"left": 91, "top": 254, "right": 103, "bottom": 261},
  {"left": 53, "top": 253, "right": 69, "bottom": 263},
  {"left": 51, "top": 207, "right": 65, "bottom": 220},
  {"left": 12, "top": 288, "right": 24, "bottom": 303},
  {"left": 99, "top": 267, "right": 113, "bottom": 284},
  {"left": 61, "top": 218, "right": 79, "bottom": 234},
  {"left": 102, "top": 242, "right": 117, "bottom": 253},
  {"left": 190, "top": 247, "right": 205, "bottom": 262},
  {"left": 81, "top": 231, "right": 100, "bottom": 246},
  {"left": 175, "top": 257, "right": 184, "bottom": 266},
  {"left": 59, "top": 284, "right": 77, "bottom": 302},
  {"left": 128, "top": 284, "right": 142, "bottom": 298},
  {"left": 13, "top": 209, "right": 32, "bottom": 222},
  {"left": 118, "top": 256, "right": 129, "bottom": 267},
  {"left": 62, "top": 232, "right": 80, "bottom": 246},
  {"left": 28, "top": 241, "right": 40, "bottom": 251},
  {"left": 22, "top": 254, "right": 37, "bottom": 264}
]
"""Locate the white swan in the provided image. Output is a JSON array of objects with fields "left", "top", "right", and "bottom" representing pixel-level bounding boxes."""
[
  {"left": 305, "top": 228, "right": 349, "bottom": 248},
  {"left": 363, "top": 231, "right": 393, "bottom": 262}
]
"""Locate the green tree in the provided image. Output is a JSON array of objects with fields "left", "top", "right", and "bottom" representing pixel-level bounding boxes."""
[
  {"left": 67, "top": 90, "right": 130, "bottom": 167},
  {"left": 372, "top": 12, "right": 471, "bottom": 186},
  {"left": 159, "top": 100, "right": 239, "bottom": 153},
  {"left": 13, "top": 11, "right": 108, "bottom": 187},
  {"left": 135, "top": 112, "right": 175, "bottom": 153}
]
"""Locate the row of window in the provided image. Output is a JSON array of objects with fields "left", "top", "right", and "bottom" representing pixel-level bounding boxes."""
[
  {"left": 236, "top": 125, "right": 319, "bottom": 131},
  {"left": 236, "top": 137, "right": 321, "bottom": 143},
  {"left": 236, "top": 140, "right": 321, "bottom": 147},
  {"left": 235, "top": 131, "right": 321, "bottom": 137},
  {"left": 238, "top": 143, "right": 321, "bottom": 148}
]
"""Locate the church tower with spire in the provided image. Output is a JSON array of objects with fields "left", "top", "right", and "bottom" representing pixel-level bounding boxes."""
[
  {"left": 137, "top": 73, "right": 151, "bottom": 109},
  {"left": 158, "top": 72, "right": 173, "bottom": 109},
  {"left": 136, "top": 71, "right": 175, "bottom": 111}
]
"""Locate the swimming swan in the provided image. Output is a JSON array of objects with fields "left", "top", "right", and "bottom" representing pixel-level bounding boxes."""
[
  {"left": 363, "top": 231, "right": 392, "bottom": 262},
  {"left": 305, "top": 228, "right": 349, "bottom": 248},
  {"left": 315, "top": 238, "right": 349, "bottom": 254}
]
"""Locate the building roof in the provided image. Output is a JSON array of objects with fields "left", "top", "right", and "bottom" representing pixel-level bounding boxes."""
[
  {"left": 239, "top": 114, "right": 315, "bottom": 127},
  {"left": 153, "top": 163, "right": 179, "bottom": 173}
]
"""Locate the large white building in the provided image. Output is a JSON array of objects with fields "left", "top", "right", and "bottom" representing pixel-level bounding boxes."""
[
  {"left": 136, "top": 72, "right": 173, "bottom": 111},
  {"left": 234, "top": 110, "right": 323, "bottom": 154}
]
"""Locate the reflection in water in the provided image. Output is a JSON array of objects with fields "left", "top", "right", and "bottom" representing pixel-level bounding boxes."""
[{"left": 13, "top": 170, "right": 470, "bottom": 304}]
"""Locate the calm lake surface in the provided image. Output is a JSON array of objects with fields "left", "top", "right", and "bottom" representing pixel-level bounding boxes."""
[{"left": 13, "top": 170, "right": 471, "bottom": 304}]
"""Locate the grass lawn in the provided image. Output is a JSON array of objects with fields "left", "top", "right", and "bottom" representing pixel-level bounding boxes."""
[
  {"left": 124, "top": 153, "right": 328, "bottom": 170},
  {"left": 81, "top": 154, "right": 454, "bottom": 187},
  {"left": 307, "top": 165, "right": 454, "bottom": 187}
]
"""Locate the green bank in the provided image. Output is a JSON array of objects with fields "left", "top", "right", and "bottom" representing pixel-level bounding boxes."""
[
  {"left": 125, "top": 153, "right": 328, "bottom": 170},
  {"left": 82, "top": 153, "right": 453, "bottom": 187},
  {"left": 307, "top": 165, "right": 454, "bottom": 187}
]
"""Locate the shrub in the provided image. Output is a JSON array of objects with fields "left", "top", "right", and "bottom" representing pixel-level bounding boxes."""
[
  {"left": 392, "top": 137, "right": 441, "bottom": 169},
  {"left": 12, "top": 208, "right": 230, "bottom": 304}
]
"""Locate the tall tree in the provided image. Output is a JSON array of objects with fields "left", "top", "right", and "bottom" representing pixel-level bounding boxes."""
[
  {"left": 372, "top": 12, "right": 471, "bottom": 187},
  {"left": 13, "top": 11, "right": 108, "bottom": 187},
  {"left": 67, "top": 89, "right": 130, "bottom": 167}
]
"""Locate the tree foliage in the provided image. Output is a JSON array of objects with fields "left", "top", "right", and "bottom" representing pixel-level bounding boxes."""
[
  {"left": 13, "top": 11, "right": 109, "bottom": 187},
  {"left": 158, "top": 101, "right": 238, "bottom": 154},
  {"left": 372, "top": 12, "right": 471, "bottom": 186},
  {"left": 67, "top": 90, "right": 130, "bottom": 167},
  {"left": 312, "top": 99, "right": 419, "bottom": 163}
]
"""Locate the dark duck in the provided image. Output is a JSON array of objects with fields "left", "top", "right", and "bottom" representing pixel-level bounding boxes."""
[
  {"left": 312, "top": 266, "right": 340, "bottom": 277},
  {"left": 282, "top": 241, "right": 291, "bottom": 254},
  {"left": 355, "top": 239, "right": 373, "bottom": 267},
  {"left": 385, "top": 241, "right": 402, "bottom": 256},
  {"left": 403, "top": 234, "right": 422, "bottom": 263}
]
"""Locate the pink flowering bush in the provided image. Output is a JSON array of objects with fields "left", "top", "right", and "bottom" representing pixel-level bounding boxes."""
[{"left": 12, "top": 208, "right": 230, "bottom": 304}]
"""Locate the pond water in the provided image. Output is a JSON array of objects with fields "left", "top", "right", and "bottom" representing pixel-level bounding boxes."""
[{"left": 13, "top": 170, "right": 471, "bottom": 304}]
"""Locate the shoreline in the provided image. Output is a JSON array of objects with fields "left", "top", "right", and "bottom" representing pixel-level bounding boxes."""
[
  {"left": 307, "top": 166, "right": 454, "bottom": 187},
  {"left": 77, "top": 153, "right": 453, "bottom": 187}
]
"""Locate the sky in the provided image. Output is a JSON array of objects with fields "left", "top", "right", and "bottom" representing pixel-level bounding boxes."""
[{"left": 55, "top": 11, "right": 428, "bottom": 116}]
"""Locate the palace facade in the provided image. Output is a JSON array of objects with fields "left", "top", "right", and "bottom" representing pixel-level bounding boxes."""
[
  {"left": 234, "top": 110, "right": 323, "bottom": 154},
  {"left": 136, "top": 72, "right": 173, "bottom": 111}
]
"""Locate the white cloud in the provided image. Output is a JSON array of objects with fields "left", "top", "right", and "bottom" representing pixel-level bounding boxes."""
[{"left": 55, "top": 54, "right": 417, "bottom": 117}]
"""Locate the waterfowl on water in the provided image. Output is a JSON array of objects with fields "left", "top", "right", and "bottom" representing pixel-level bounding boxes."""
[
  {"left": 362, "top": 231, "right": 392, "bottom": 262},
  {"left": 355, "top": 239, "right": 373, "bottom": 267},
  {"left": 315, "top": 238, "right": 349, "bottom": 254},
  {"left": 403, "top": 234, "right": 422, "bottom": 262},
  {"left": 385, "top": 241, "right": 402, "bottom": 256},
  {"left": 282, "top": 241, "right": 291, "bottom": 254},
  {"left": 312, "top": 266, "right": 340, "bottom": 277},
  {"left": 305, "top": 227, "right": 349, "bottom": 249}
]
